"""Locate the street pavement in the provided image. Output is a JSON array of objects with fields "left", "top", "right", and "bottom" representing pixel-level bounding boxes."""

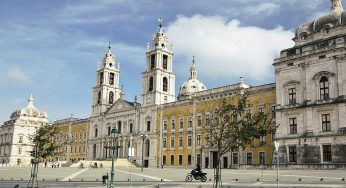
[{"left": 0, "top": 166, "right": 345, "bottom": 187}]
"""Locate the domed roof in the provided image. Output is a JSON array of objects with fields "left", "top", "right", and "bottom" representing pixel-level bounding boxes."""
[
  {"left": 178, "top": 58, "right": 207, "bottom": 100},
  {"left": 296, "top": 0, "right": 345, "bottom": 39},
  {"left": 10, "top": 95, "right": 48, "bottom": 120}
]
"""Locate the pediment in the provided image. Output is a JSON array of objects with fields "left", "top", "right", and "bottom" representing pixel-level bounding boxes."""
[
  {"left": 283, "top": 80, "right": 300, "bottom": 87},
  {"left": 106, "top": 99, "right": 135, "bottom": 114},
  {"left": 312, "top": 71, "right": 335, "bottom": 80}
]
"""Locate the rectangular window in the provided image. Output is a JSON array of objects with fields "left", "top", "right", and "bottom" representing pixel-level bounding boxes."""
[
  {"left": 322, "top": 114, "right": 331, "bottom": 132},
  {"left": 271, "top": 106, "right": 276, "bottom": 119},
  {"left": 171, "top": 137, "right": 174, "bottom": 148},
  {"left": 84, "top": 132, "right": 87, "bottom": 139},
  {"left": 109, "top": 73, "right": 114, "bottom": 85},
  {"left": 171, "top": 119, "right": 175, "bottom": 129},
  {"left": 179, "top": 118, "right": 184, "bottom": 129},
  {"left": 188, "top": 155, "right": 192, "bottom": 165},
  {"left": 188, "top": 117, "right": 192, "bottom": 128},
  {"left": 170, "top": 155, "right": 174, "bottom": 165},
  {"left": 100, "top": 72, "right": 104, "bottom": 84},
  {"left": 163, "top": 138, "right": 167, "bottom": 148},
  {"left": 108, "top": 126, "right": 111, "bottom": 136},
  {"left": 246, "top": 152, "right": 253, "bottom": 165},
  {"left": 205, "top": 114, "right": 210, "bottom": 125},
  {"left": 147, "top": 121, "right": 151, "bottom": 132},
  {"left": 179, "top": 155, "right": 183, "bottom": 166},
  {"left": 288, "top": 88, "right": 296, "bottom": 105},
  {"left": 163, "top": 121, "right": 167, "bottom": 130},
  {"left": 19, "top": 136, "right": 23, "bottom": 143},
  {"left": 197, "top": 115, "right": 202, "bottom": 126},
  {"left": 323, "top": 145, "right": 332, "bottom": 162},
  {"left": 289, "top": 118, "right": 297, "bottom": 134},
  {"left": 150, "top": 55, "right": 155, "bottom": 69},
  {"left": 196, "top": 154, "right": 201, "bottom": 166},
  {"left": 179, "top": 137, "right": 183, "bottom": 147},
  {"left": 162, "top": 155, "right": 166, "bottom": 165},
  {"left": 18, "top": 148, "right": 22, "bottom": 154},
  {"left": 259, "top": 152, "right": 265, "bottom": 165},
  {"left": 188, "top": 136, "right": 192, "bottom": 147},
  {"left": 163, "top": 55, "right": 168, "bottom": 70},
  {"left": 258, "top": 106, "right": 264, "bottom": 113},
  {"left": 94, "top": 129, "right": 98, "bottom": 137},
  {"left": 196, "top": 135, "right": 201, "bottom": 146},
  {"left": 232, "top": 153, "right": 238, "bottom": 165},
  {"left": 289, "top": 146, "right": 297, "bottom": 162}
]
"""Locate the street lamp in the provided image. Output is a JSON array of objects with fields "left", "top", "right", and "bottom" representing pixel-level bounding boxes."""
[
  {"left": 141, "top": 134, "right": 147, "bottom": 172},
  {"left": 110, "top": 128, "right": 118, "bottom": 188},
  {"left": 274, "top": 141, "right": 280, "bottom": 188}
]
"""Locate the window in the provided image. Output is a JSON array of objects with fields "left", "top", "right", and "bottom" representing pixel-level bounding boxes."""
[
  {"left": 289, "top": 118, "right": 297, "bottom": 134},
  {"left": 188, "top": 117, "right": 192, "bottom": 128},
  {"left": 320, "top": 77, "right": 329, "bottom": 100},
  {"left": 288, "top": 88, "right": 296, "bottom": 105},
  {"left": 179, "top": 137, "right": 183, "bottom": 147},
  {"left": 187, "top": 136, "right": 192, "bottom": 147},
  {"left": 149, "top": 77, "right": 154, "bottom": 91},
  {"left": 259, "top": 152, "right": 265, "bottom": 165},
  {"left": 100, "top": 72, "right": 104, "bottom": 84},
  {"left": 18, "top": 148, "right": 22, "bottom": 155},
  {"left": 109, "top": 91, "right": 114, "bottom": 104},
  {"left": 84, "top": 132, "right": 87, "bottom": 139},
  {"left": 289, "top": 146, "right": 297, "bottom": 162},
  {"left": 322, "top": 114, "right": 331, "bottom": 132},
  {"left": 171, "top": 119, "right": 175, "bottom": 129},
  {"left": 163, "top": 121, "right": 167, "bottom": 130},
  {"left": 271, "top": 106, "right": 276, "bottom": 119},
  {"left": 232, "top": 153, "right": 238, "bottom": 165},
  {"left": 188, "top": 155, "right": 192, "bottom": 165},
  {"left": 150, "top": 55, "right": 155, "bottom": 69},
  {"left": 163, "top": 138, "right": 167, "bottom": 148},
  {"left": 246, "top": 109, "right": 252, "bottom": 118},
  {"left": 323, "top": 145, "right": 332, "bottom": 162},
  {"left": 109, "top": 73, "right": 114, "bottom": 85},
  {"left": 197, "top": 115, "right": 201, "bottom": 126},
  {"left": 205, "top": 114, "right": 210, "bottom": 125},
  {"left": 117, "top": 121, "right": 122, "bottom": 133},
  {"left": 171, "top": 137, "right": 174, "bottom": 148},
  {"left": 196, "top": 135, "right": 201, "bottom": 146},
  {"left": 163, "top": 77, "right": 168, "bottom": 92},
  {"left": 258, "top": 106, "right": 264, "bottom": 113},
  {"left": 196, "top": 154, "right": 201, "bottom": 166},
  {"left": 179, "top": 155, "right": 183, "bottom": 166},
  {"left": 170, "top": 155, "right": 174, "bottom": 165},
  {"left": 147, "top": 121, "right": 151, "bottom": 132},
  {"left": 97, "top": 91, "right": 101, "bottom": 104},
  {"left": 246, "top": 152, "right": 252, "bottom": 165},
  {"left": 163, "top": 55, "right": 168, "bottom": 70},
  {"left": 179, "top": 118, "right": 184, "bottom": 129},
  {"left": 19, "top": 136, "right": 23, "bottom": 144},
  {"left": 162, "top": 155, "right": 166, "bottom": 165},
  {"left": 94, "top": 128, "right": 98, "bottom": 137},
  {"left": 259, "top": 136, "right": 265, "bottom": 145},
  {"left": 129, "top": 123, "right": 133, "bottom": 134},
  {"left": 107, "top": 126, "right": 111, "bottom": 136}
]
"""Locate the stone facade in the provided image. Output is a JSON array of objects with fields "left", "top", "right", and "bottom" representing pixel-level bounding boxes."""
[
  {"left": 274, "top": 0, "right": 346, "bottom": 167},
  {"left": 0, "top": 95, "right": 48, "bottom": 167}
]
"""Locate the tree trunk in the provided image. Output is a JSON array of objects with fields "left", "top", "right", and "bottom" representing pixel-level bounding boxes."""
[
  {"left": 214, "top": 151, "right": 222, "bottom": 188},
  {"left": 27, "top": 159, "right": 38, "bottom": 188}
]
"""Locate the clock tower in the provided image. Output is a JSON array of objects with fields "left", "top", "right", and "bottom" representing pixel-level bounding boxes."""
[
  {"left": 141, "top": 19, "right": 175, "bottom": 106},
  {"left": 92, "top": 43, "right": 122, "bottom": 116}
]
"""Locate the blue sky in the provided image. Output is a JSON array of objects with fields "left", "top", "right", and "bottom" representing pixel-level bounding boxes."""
[{"left": 0, "top": 0, "right": 332, "bottom": 122}]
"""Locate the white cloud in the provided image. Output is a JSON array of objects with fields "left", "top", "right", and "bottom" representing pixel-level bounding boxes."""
[
  {"left": 245, "top": 2, "right": 280, "bottom": 15},
  {"left": 6, "top": 68, "right": 31, "bottom": 85},
  {"left": 166, "top": 15, "right": 294, "bottom": 82}
]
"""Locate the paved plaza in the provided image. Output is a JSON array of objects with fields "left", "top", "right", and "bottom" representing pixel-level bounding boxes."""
[{"left": 0, "top": 166, "right": 346, "bottom": 187}]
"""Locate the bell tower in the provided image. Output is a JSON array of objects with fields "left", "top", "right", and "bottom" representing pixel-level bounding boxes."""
[
  {"left": 141, "top": 18, "right": 175, "bottom": 106},
  {"left": 92, "top": 43, "right": 122, "bottom": 116}
]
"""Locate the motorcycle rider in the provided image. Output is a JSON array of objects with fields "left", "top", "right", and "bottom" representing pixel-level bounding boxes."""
[{"left": 192, "top": 164, "right": 202, "bottom": 177}]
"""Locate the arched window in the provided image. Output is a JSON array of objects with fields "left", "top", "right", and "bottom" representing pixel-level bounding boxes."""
[
  {"left": 320, "top": 76, "right": 329, "bottom": 100},
  {"left": 149, "top": 77, "right": 153, "bottom": 91},
  {"left": 129, "top": 123, "right": 133, "bottom": 133},
  {"left": 150, "top": 55, "right": 155, "bottom": 70},
  {"left": 163, "top": 55, "right": 168, "bottom": 70},
  {"left": 163, "top": 77, "right": 168, "bottom": 92},
  {"left": 109, "top": 91, "right": 114, "bottom": 104},
  {"left": 145, "top": 139, "right": 150, "bottom": 157},
  {"left": 97, "top": 91, "right": 101, "bottom": 104}
]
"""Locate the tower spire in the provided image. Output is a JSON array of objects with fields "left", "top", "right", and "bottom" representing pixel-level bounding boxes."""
[
  {"left": 331, "top": 0, "right": 344, "bottom": 13},
  {"left": 190, "top": 56, "right": 197, "bottom": 79},
  {"left": 158, "top": 18, "right": 163, "bottom": 34},
  {"left": 27, "top": 94, "right": 34, "bottom": 107}
]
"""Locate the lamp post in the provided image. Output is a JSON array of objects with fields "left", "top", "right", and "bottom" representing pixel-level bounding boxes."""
[
  {"left": 110, "top": 128, "right": 118, "bottom": 188},
  {"left": 140, "top": 134, "right": 147, "bottom": 172},
  {"left": 274, "top": 141, "right": 280, "bottom": 188}
]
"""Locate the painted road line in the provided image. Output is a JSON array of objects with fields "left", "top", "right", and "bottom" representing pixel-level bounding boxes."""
[
  {"left": 116, "top": 169, "right": 172, "bottom": 181},
  {"left": 61, "top": 168, "right": 88, "bottom": 181}
]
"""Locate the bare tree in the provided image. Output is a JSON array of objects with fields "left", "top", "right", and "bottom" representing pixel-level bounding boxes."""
[
  {"left": 204, "top": 95, "right": 273, "bottom": 188},
  {"left": 27, "top": 124, "right": 65, "bottom": 188}
]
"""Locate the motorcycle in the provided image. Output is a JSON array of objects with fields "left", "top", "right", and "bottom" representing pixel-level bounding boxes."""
[{"left": 185, "top": 170, "right": 207, "bottom": 182}]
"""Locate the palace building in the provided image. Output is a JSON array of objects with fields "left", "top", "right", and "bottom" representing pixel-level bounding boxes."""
[{"left": 274, "top": 0, "right": 346, "bottom": 167}]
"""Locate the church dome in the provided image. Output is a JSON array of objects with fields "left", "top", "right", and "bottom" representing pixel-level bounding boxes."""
[
  {"left": 10, "top": 95, "right": 48, "bottom": 120},
  {"left": 296, "top": 0, "right": 345, "bottom": 40},
  {"left": 178, "top": 58, "right": 206, "bottom": 100}
]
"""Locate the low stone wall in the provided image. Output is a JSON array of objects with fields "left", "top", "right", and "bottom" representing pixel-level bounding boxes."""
[{"left": 236, "top": 163, "right": 346, "bottom": 170}]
